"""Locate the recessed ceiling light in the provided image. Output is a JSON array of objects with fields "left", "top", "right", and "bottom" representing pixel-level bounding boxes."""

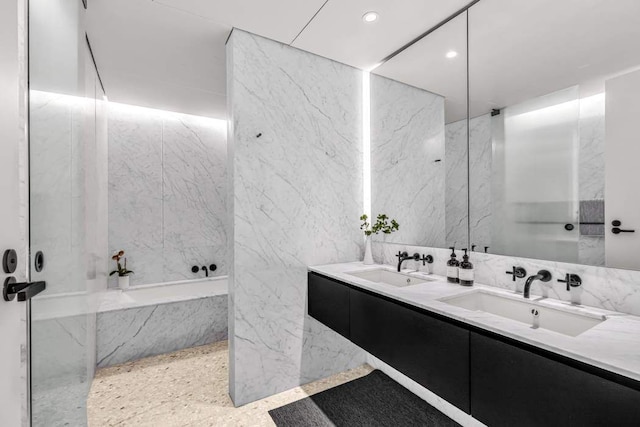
[
  {"left": 362, "top": 11, "right": 379, "bottom": 23},
  {"left": 446, "top": 50, "right": 458, "bottom": 59}
]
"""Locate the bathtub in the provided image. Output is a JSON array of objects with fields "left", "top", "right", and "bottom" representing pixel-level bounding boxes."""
[
  {"left": 98, "top": 276, "right": 228, "bottom": 312},
  {"left": 96, "top": 277, "right": 228, "bottom": 367}
]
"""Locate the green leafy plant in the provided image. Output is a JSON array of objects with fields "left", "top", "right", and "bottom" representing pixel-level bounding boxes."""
[
  {"left": 109, "top": 250, "right": 134, "bottom": 277},
  {"left": 360, "top": 214, "right": 400, "bottom": 236}
]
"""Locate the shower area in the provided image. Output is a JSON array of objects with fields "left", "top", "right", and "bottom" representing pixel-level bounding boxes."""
[{"left": 28, "top": 0, "right": 228, "bottom": 424}]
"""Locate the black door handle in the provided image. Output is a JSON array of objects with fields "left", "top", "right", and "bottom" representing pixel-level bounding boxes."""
[
  {"left": 612, "top": 227, "right": 635, "bottom": 234},
  {"left": 3, "top": 277, "right": 46, "bottom": 302}
]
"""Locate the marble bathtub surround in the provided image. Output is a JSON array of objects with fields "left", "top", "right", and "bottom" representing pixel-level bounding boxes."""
[
  {"left": 370, "top": 74, "right": 446, "bottom": 247},
  {"left": 97, "top": 295, "right": 228, "bottom": 368},
  {"left": 108, "top": 102, "right": 228, "bottom": 286},
  {"left": 227, "top": 30, "right": 367, "bottom": 406},
  {"left": 310, "top": 261, "right": 640, "bottom": 382},
  {"left": 373, "top": 242, "right": 640, "bottom": 317}
]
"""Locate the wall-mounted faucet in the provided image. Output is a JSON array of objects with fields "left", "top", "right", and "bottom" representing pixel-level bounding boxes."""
[
  {"left": 558, "top": 273, "right": 582, "bottom": 291},
  {"left": 506, "top": 266, "right": 527, "bottom": 281},
  {"left": 396, "top": 251, "right": 419, "bottom": 272},
  {"left": 420, "top": 254, "right": 434, "bottom": 265},
  {"left": 191, "top": 264, "right": 217, "bottom": 277},
  {"left": 523, "top": 270, "right": 552, "bottom": 298}
]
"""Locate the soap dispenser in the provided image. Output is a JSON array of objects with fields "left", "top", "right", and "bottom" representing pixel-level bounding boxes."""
[
  {"left": 459, "top": 248, "right": 474, "bottom": 286},
  {"left": 446, "top": 247, "right": 459, "bottom": 283}
]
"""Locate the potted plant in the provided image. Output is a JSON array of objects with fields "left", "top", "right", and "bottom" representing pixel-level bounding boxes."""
[
  {"left": 110, "top": 250, "right": 134, "bottom": 289},
  {"left": 360, "top": 214, "right": 400, "bottom": 265}
]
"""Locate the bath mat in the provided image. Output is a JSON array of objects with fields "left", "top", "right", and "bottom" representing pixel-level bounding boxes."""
[{"left": 268, "top": 370, "right": 461, "bottom": 427}]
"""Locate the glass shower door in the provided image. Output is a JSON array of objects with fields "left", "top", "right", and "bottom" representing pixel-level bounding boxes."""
[
  {"left": 491, "top": 86, "right": 580, "bottom": 262},
  {"left": 28, "top": 0, "right": 108, "bottom": 424}
]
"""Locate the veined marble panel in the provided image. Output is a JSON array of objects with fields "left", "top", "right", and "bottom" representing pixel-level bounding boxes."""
[
  {"left": 108, "top": 105, "right": 163, "bottom": 286},
  {"left": 445, "top": 119, "right": 468, "bottom": 248},
  {"left": 469, "top": 114, "right": 492, "bottom": 250},
  {"left": 163, "top": 115, "right": 227, "bottom": 251},
  {"left": 228, "top": 30, "right": 366, "bottom": 406},
  {"left": 373, "top": 241, "right": 640, "bottom": 317},
  {"left": 108, "top": 104, "right": 228, "bottom": 286},
  {"left": 370, "top": 74, "right": 446, "bottom": 247},
  {"left": 97, "top": 295, "right": 228, "bottom": 368}
]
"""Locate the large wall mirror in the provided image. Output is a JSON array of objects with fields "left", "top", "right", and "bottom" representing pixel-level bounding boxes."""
[
  {"left": 469, "top": 0, "right": 640, "bottom": 270},
  {"left": 371, "top": 11, "right": 470, "bottom": 250}
]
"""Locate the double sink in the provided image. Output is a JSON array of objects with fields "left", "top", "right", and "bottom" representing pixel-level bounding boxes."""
[{"left": 345, "top": 267, "right": 606, "bottom": 337}]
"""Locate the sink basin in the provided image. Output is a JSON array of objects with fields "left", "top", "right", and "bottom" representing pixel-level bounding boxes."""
[
  {"left": 439, "top": 290, "right": 606, "bottom": 337},
  {"left": 346, "top": 269, "right": 433, "bottom": 287}
]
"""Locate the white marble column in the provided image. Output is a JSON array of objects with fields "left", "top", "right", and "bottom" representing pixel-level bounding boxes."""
[{"left": 227, "top": 30, "right": 366, "bottom": 406}]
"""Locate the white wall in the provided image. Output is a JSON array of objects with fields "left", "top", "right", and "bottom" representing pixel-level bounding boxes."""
[{"left": 227, "top": 30, "right": 366, "bottom": 406}]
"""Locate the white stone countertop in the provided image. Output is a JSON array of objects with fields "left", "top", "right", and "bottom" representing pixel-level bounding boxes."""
[{"left": 309, "top": 262, "right": 640, "bottom": 383}]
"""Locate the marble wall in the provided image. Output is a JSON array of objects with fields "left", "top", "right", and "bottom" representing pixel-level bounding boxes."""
[
  {"left": 373, "top": 241, "right": 640, "bottom": 317},
  {"left": 108, "top": 104, "right": 227, "bottom": 286},
  {"left": 370, "top": 74, "right": 445, "bottom": 247},
  {"left": 445, "top": 114, "right": 492, "bottom": 250},
  {"left": 445, "top": 119, "right": 468, "bottom": 248},
  {"left": 97, "top": 295, "right": 228, "bottom": 367},
  {"left": 227, "top": 30, "right": 367, "bottom": 406}
]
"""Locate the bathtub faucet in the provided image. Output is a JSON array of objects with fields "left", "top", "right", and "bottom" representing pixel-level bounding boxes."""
[{"left": 191, "top": 264, "right": 218, "bottom": 277}]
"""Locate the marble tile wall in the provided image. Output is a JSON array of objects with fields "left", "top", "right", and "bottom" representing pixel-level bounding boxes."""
[
  {"left": 373, "top": 242, "right": 640, "bottom": 316},
  {"left": 370, "top": 74, "right": 446, "bottom": 247},
  {"left": 469, "top": 114, "right": 492, "bottom": 250},
  {"left": 108, "top": 104, "right": 228, "bottom": 286},
  {"left": 445, "top": 119, "right": 468, "bottom": 248},
  {"left": 227, "top": 30, "right": 367, "bottom": 406},
  {"left": 96, "top": 295, "right": 228, "bottom": 367}
]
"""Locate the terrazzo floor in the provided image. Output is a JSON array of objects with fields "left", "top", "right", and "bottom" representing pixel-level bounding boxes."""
[{"left": 87, "top": 340, "right": 373, "bottom": 426}]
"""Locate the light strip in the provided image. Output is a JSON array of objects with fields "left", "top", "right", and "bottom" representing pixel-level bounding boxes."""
[{"left": 362, "top": 71, "right": 371, "bottom": 219}]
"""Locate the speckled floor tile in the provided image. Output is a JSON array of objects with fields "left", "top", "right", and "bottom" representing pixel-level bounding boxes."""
[{"left": 88, "top": 341, "right": 373, "bottom": 426}]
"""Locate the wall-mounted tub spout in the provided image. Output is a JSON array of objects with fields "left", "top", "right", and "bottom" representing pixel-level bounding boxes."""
[{"left": 192, "top": 264, "right": 218, "bottom": 277}]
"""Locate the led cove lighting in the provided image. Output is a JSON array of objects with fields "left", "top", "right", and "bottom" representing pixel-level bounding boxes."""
[
  {"left": 362, "top": 71, "right": 371, "bottom": 221},
  {"left": 362, "top": 11, "right": 379, "bottom": 23},
  {"left": 446, "top": 50, "right": 458, "bottom": 59}
]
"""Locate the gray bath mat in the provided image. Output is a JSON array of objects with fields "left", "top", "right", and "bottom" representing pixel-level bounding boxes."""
[{"left": 268, "top": 370, "right": 461, "bottom": 427}]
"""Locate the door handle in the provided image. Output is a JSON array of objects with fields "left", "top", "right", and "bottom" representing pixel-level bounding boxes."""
[
  {"left": 3, "top": 277, "right": 46, "bottom": 302},
  {"left": 612, "top": 227, "right": 635, "bottom": 234}
]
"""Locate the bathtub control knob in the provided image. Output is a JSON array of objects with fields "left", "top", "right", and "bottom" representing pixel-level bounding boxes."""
[
  {"left": 209, "top": 264, "right": 217, "bottom": 272},
  {"left": 191, "top": 266, "right": 200, "bottom": 274}
]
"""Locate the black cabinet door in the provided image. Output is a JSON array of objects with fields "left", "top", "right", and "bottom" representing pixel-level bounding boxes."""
[
  {"left": 470, "top": 332, "right": 640, "bottom": 427},
  {"left": 307, "top": 273, "right": 350, "bottom": 339},
  {"left": 350, "top": 288, "right": 470, "bottom": 413}
]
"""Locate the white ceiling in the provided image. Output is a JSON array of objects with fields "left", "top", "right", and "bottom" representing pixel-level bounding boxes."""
[
  {"left": 86, "top": 0, "right": 640, "bottom": 122},
  {"left": 375, "top": 0, "right": 640, "bottom": 123},
  {"left": 86, "top": 0, "right": 470, "bottom": 119}
]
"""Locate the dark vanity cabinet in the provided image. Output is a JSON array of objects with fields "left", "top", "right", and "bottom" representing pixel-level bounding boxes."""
[
  {"left": 307, "top": 272, "right": 640, "bottom": 425},
  {"left": 350, "top": 288, "right": 470, "bottom": 412},
  {"left": 470, "top": 332, "right": 640, "bottom": 427},
  {"left": 308, "top": 272, "right": 350, "bottom": 339}
]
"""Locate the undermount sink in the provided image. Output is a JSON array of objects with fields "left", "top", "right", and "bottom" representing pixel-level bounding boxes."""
[
  {"left": 439, "top": 290, "right": 606, "bottom": 337},
  {"left": 346, "top": 268, "right": 433, "bottom": 287}
]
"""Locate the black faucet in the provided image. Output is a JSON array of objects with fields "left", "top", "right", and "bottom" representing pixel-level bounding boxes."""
[
  {"left": 396, "top": 251, "right": 420, "bottom": 272},
  {"left": 523, "top": 270, "right": 552, "bottom": 298}
]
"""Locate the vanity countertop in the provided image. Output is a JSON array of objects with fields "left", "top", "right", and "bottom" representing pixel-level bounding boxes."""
[{"left": 309, "top": 262, "right": 640, "bottom": 383}]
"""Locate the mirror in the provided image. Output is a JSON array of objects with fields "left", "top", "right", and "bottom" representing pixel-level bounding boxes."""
[
  {"left": 469, "top": 0, "right": 640, "bottom": 269},
  {"left": 370, "top": 12, "right": 469, "bottom": 250}
]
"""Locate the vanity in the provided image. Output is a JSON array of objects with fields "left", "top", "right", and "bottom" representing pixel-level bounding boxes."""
[{"left": 308, "top": 263, "right": 640, "bottom": 427}]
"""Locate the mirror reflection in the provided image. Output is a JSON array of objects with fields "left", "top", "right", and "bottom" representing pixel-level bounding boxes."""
[
  {"left": 469, "top": 0, "right": 640, "bottom": 269},
  {"left": 371, "top": 12, "right": 469, "bottom": 250}
]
